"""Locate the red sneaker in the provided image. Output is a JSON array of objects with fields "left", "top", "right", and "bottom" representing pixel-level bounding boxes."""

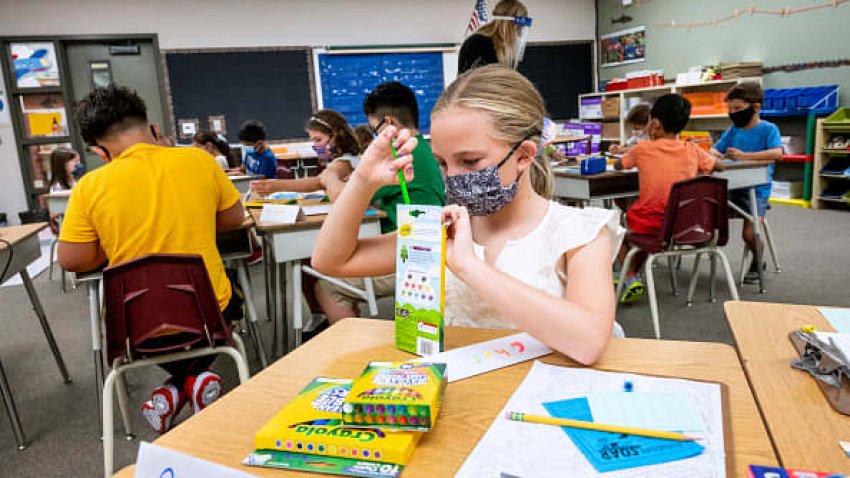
[
  {"left": 246, "top": 250, "right": 263, "bottom": 266},
  {"left": 141, "top": 383, "right": 184, "bottom": 433},
  {"left": 185, "top": 371, "right": 222, "bottom": 414}
]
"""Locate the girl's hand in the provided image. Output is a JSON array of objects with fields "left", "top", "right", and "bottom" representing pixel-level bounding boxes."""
[
  {"left": 352, "top": 125, "right": 416, "bottom": 191},
  {"left": 251, "top": 179, "right": 279, "bottom": 197},
  {"left": 442, "top": 205, "right": 478, "bottom": 277}
]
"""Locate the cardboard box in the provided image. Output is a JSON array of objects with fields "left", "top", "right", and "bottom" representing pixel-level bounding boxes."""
[
  {"left": 601, "top": 97, "right": 620, "bottom": 119},
  {"left": 563, "top": 122, "right": 601, "bottom": 156},
  {"left": 580, "top": 97, "right": 602, "bottom": 119},
  {"left": 601, "top": 122, "right": 620, "bottom": 139}
]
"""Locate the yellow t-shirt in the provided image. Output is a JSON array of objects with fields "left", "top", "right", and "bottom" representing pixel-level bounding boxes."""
[{"left": 60, "top": 143, "right": 241, "bottom": 310}]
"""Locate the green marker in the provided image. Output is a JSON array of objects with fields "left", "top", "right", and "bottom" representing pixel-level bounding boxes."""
[{"left": 391, "top": 142, "right": 411, "bottom": 205}]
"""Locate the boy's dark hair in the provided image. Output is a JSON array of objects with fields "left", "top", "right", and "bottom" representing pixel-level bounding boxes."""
[
  {"left": 725, "top": 82, "right": 764, "bottom": 104},
  {"left": 238, "top": 119, "right": 267, "bottom": 142},
  {"left": 625, "top": 103, "right": 650, "bottom": 127},
  {"left": 650, "top": 94, "right": 691, "bottom": 134},
  {"left": 363, "top": 81, "right": 419, "bottom": 129},
  {"left": 74, "top": 84, "right": 148, "bottom": 145}
]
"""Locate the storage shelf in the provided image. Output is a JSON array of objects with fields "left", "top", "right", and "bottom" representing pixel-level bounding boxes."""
[
  {"left": 781, "top": 155, "right": 813, "bottom": 163},
  {"left": 819, "top": 173, "right": 850, "bottom": 179},
  {"left": 12, "top": 86, "right": 63, "bottom": 95},
  {"left": 21, "top": 136, "right": 72, "bottom": 146},
  {"left": 823, "top": 149, "right": 850, "bottom": 154},
  {"left": 690, "top": 114, "right": 729, "bottom": 120},
  {"left": 579, "top": 77, "right": 761, "bottom": 99},
  {"left": 601, "top": 137, "right": 621, "bottom": 142},
  {"left": 818, "top": 196, "right": 849, "bottom": 204}
]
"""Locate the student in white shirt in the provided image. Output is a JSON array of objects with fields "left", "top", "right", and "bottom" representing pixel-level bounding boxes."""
[
  {"left": 312, "top": 65, "right": 624, "bottom": 365},
  {"left": 193, "top": 131, "right": 233, "bottom": 170}
]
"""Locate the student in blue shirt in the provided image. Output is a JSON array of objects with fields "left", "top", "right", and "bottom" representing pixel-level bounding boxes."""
[
  {"left": 231, "top": 119, "right": 277, "bottom": 179},
  {"left": 710, "top": 82, "right": 783, "bottom": 282}
]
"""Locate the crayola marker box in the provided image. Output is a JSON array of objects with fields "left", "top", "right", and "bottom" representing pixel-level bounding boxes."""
[
  {"left": 394, "top": 205, "right": 445, "bottom": 356},
  {"left": 254, "top": 377, "right": 421, "bottom": 465},
  {"left": 341, "top": 362, "right": 447, "bottom": 431}
]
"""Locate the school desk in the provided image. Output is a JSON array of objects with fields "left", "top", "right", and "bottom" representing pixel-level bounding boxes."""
[
  {"left": 43, "top": 189, "right": 72, "bottom": 216},
  {"left": 0, "top": 223, "right": 72, "bottom": 449},
  {"left": 229, "top": 174, "right": 262, "bottom": 194},
  {"left": 725, "top": 301, "right": 850, "bottom": 472},
  {"left": 73, "top": 218, "right": 260, "bottom": 435},
  {"left": 553, "top": 161, "right": 772, "bottom": 292},
  {"left": 111, "top": 318, "right": 776, "bottom": 477},
  {"left": 250, "top": 209, "right": 385, "bottom": 357}
]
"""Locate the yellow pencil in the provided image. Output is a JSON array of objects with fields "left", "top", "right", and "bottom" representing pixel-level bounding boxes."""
[{"left": 505, "top": 411, "right": 698, "bottom": 442}]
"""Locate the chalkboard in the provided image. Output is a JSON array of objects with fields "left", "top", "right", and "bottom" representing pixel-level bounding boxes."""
[
  {"left": 165, "top": 49, "right": 313, "bottom": 140},
  {"left": 518, "top": 42, "right": 593, "bottom": 121},
  {"left": 317, "top": 51, "right": 444, "bottom": 133}
]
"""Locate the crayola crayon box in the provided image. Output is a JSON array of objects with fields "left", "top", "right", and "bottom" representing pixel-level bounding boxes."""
[
  {"left": 244, "top": 450, "right": 402, "bottom": 478},
  {"left": 341, "top": 362, "right": 447, "bottom": 431},
  {"left": 394, "top": 205, "right": 445, "bottom": 356},
  {"left": 254, "top": 377, "right": 421, "bottom": 465}
]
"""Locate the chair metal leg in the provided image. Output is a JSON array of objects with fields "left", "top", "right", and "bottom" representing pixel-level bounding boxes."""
[
  {"left": 20, "top": 270, "right": 71, "bottom": 383},
  {"left": 763, "top": 218, "right": 781, "bottom": 272},
  {"left": 615, "top": 247, "right": 640, "bottom": 301},
  {"left": 644, "top": 255, "right": 661, "bottom": 339},
  {"left": 686, "top": 253, "right": 703, "bottom": 307},
  {"left": 714, "top": 249, "right": 740, "bottom": 301},
  {"left": 48, "top": 238, "right": 57, "bottom": 281},
  {"left": 231, "top": 333, "right": 250, "bottom": 372},
  {"left": 292, "top": 261, "right": 304, "bottom": 349},
  {"left": 0, "top": 358, "right": 27, "bottom": 450},
  {"left": 709, "top": 253, "right": 717, "bottom": 303},
  {"left": 102, "top": 366, "right": 119, "bottom": 478},
  {"left": 739, "top": 249, "right": 751, "bottom": 286},
  {"left": 114, "top": 372, "right": 134, "bottom": 441},
  {"left": 236, "top": 261, "right": 268, "bottom": 368},
  {"left": 667, "top": 256, "right": 679, "bottom": 296},
  {"left": 364, "top": 277, "right": 378, "bottom": 317}
]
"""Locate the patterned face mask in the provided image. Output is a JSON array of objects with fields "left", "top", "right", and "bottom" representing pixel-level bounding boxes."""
[
  {"left": 312, "top": 144, "right": 333, "bottom": 161},
  {"left": 444, "top": 139, "right": 525, "bottom": 216}
]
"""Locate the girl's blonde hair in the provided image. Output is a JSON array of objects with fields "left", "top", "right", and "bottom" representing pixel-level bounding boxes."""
[
  {"left": 476, "top": 0, "right": 528, "bottom": 69},
  {"left": 432, "top": 64, "right": 553, "bottom": 199}
]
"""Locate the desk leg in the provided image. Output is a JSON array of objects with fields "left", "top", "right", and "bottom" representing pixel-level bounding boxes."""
[
  {"left": 237, "top": 261, "right": 268, "bottom": 368},
  {"left": 292, "top": 261, "right": 303, "bottom": 349},
  {"left": 0, "top": 358, "right": 27, "bottom": 449},
  {"left": 749, "top": 187, "right": 766, "bottom": 293},
  {"left": 88, "top": 281, "right": 105, "bottom": 434},
  {"left": 274, "top": 261, "right": 288, "bottom": 358},
  {"left": 284, "top": 262, "right": 295, "bottom": 353},
  {"left": 263, "top": 236, "right": 275, "bottom": 323},
  {"left": 20, "top": 270, "right": 71, "bottom": 383}
]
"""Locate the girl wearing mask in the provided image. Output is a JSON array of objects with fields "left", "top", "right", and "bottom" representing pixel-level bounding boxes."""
[
  {"left": 312, "top": 65, "right": 624, "bottom": 365},
  {"left": 458, "top": 0, "right": 532, "bottom": 74},
  {"left": 193, "top": 131, "right": 233, "bottom": 170},
  {"left": 48, "top": 148, "right": 82, "bottom": 193},
  {"left": 252, "top": 109, "right": 361, "bottom": 199}
]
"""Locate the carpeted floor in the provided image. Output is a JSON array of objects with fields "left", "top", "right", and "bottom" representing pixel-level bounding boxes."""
[{"left": 0, "top": 204, "right": 848, "bottom": 477}]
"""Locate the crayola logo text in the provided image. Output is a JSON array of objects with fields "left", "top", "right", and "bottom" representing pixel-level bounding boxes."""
[{"left": 293, "top": 426, "right": 376, "bottom": 442}]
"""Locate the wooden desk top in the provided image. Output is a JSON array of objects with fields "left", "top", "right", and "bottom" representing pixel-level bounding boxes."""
[
  {"left": 249, "top": 208, "right": 385, "bottom": 232},
  {"left": 114, "top": 319, "right": 775, "bottom": 477},
  {"left": 725, "top": 301, "right": 850, "bottom": 472},
  {"left": 0, "top": 223, "right": 48, "bottom": 248}
]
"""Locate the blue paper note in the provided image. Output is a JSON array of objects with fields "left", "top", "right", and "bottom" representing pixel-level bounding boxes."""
[
  {"left": 586, "top": 392, "right": 704, "bottom": 432},
  {"left": 543, "top": 398, "right": 705, "bottom": 473},
  {"left": 819, "top": 307, "right": 850, "bottom": 334}
]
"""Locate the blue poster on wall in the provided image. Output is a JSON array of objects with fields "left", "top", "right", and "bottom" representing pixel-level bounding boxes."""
[{"left": 318, "top": 52, "right": 444, "bottom": 133}]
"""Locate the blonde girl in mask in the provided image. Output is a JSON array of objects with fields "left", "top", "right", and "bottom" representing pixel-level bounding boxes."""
[
  {"left": 252, "top": 109, "right": 361, "bottom": 199},
  {"left": 312, "top": 65, "right": 623, "bottom": 365},
  {"left": 458, "top": 0, "right": 532, "bottom": 74}
]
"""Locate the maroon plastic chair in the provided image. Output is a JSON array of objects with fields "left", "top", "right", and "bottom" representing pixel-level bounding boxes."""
[
  {"left": 616, "top": 176, "right": 739, "bottom": 339},
  {"left": 100, "top": 254, "right": 249, "bottom": 477}
]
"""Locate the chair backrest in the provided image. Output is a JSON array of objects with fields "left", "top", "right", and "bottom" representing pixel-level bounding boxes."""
[
  {"left": 103, "top": 254, "right": 232, "bottom": 363},
  {"left": 658, "top": 176, "right": 729, "bottom": 249}
]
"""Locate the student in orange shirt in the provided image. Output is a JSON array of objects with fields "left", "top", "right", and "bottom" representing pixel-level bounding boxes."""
[{"left": 614, "top": 94, "right": 723, "bottom": 302}]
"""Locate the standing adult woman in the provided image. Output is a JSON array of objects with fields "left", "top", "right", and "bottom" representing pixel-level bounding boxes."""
[{"left": 458, "top": 0, "right": 532, "bottom": 74}]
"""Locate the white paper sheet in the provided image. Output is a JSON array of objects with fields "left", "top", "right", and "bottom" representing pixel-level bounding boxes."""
[
  {"left": 415, "top": 333, "right": 551, "bottom": 382},
  {"left": 455, "top": 361, "right": 726, "bottom": 478},
  {"left": 586, "top": 391, "right": 704, "bottom": 432},
  {"left": 259, "top": 204, "right": 302, "bottom": 225},
  {"left": 134, "top": 442, "right": 257, "bottom": 478},
  {"left": 302, "top": 204, "right": 333, "bottom": 216}
]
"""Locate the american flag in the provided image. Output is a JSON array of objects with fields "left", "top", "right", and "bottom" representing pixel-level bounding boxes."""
[{"left": 466, "top": 0, "right": 489, "bottom": 36}]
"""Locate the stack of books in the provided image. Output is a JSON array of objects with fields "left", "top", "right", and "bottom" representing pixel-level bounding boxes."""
[{"left": 719, "top": 62, "right": 763, "bottom": 79}]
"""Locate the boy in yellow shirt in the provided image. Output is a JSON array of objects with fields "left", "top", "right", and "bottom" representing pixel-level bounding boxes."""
[{"left": 58, "top": 85, "right": 246, "bottom": 432}]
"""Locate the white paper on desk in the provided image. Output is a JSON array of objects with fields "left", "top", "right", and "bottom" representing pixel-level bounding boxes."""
[
  {"left": 134, "top": 442, "right": 257, "bottom": 478},
  {"left": 814, "top": 332, "right": 850, "bottom": 363},
  {"left": 413, "top": 332, "right": 551, "bottom": 382},
  {"left": 302, "top": 203, "right": 333, "bottom": 216},
  {"left": 586, "top": 391, "right": 704, "bottom": 432},
  {"left": 259, "top": 204, "right": 303, "bottom": 225},
  {"left": 456, "top": 361, "right": 726, "bottom": 478}
]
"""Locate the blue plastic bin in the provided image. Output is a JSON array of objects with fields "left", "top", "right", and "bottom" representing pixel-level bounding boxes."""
[{"left": 762, "top": 85, "right": 839, "bottom": 116}]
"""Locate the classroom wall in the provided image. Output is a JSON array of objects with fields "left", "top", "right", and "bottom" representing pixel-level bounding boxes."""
[
  {"left": 0, "top": 70, "right": 28, "bottom": 225},
  {"left": 0, "top": 0, "right": 596, "bottom": 48},
  {"left": 596, "top": 0, "right": 850, "bottom": 105}
]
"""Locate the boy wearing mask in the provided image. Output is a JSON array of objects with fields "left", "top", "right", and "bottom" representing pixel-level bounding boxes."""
[{"left": 710, "top": 82, "right": 782, "bottom": 283}]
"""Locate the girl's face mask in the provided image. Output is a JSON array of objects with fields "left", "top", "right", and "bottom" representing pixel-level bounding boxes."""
[{"left": 444, "top": 139, "right": 525, "bottom": 216}]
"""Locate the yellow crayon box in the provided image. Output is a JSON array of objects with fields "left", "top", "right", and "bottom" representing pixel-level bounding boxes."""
[
  {"left": 341, "top": 362, "right": 447, "bottom": 432},
  {"left": 255, "top": 377, "right": 421, "bottom": 465}
]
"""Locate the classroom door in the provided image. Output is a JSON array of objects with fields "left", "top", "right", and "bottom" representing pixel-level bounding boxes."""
[{"left": 64, "top": 39, "right": 170, "bottom": 169}]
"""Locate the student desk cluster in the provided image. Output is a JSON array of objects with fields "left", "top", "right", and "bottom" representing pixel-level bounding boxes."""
[
  {"left": 113, "top": 317, "right": 779, "bottom": 477},
  {"left": 553, "top": 160, "right": 772, "bottom": 292}
]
